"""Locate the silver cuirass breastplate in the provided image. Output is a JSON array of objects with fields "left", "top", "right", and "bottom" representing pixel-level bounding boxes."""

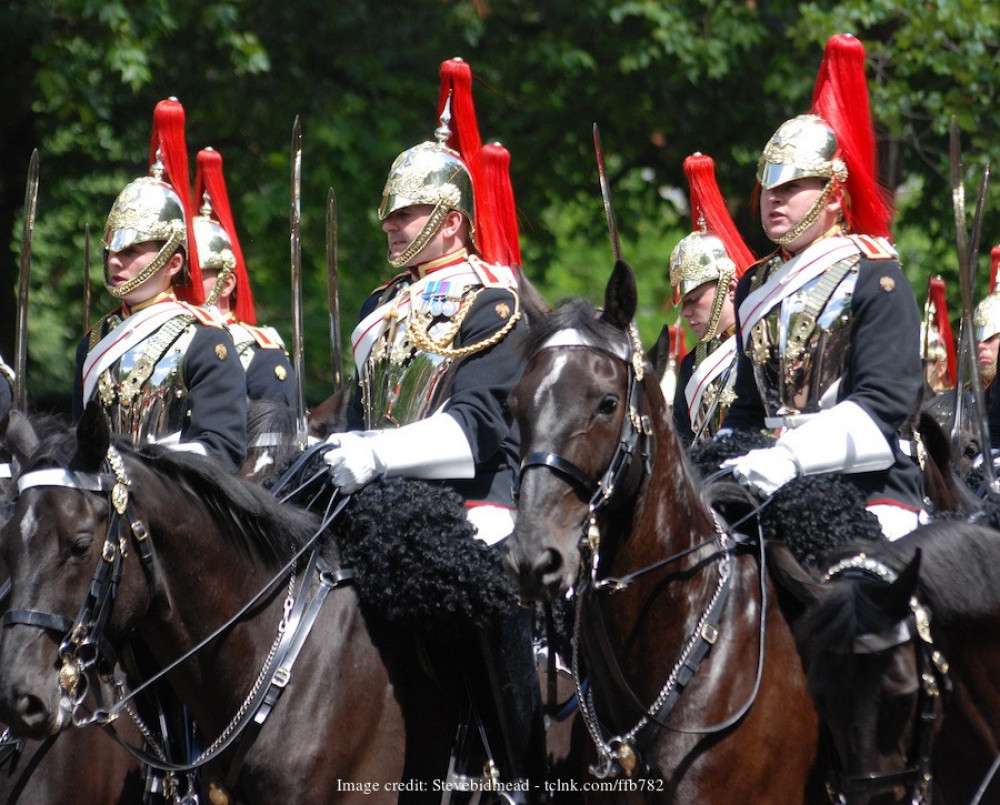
[
  {"left": 95, "top": 317, "right": 196, "bottom": 445},
  {"left": 360, "top": 283, "right": 466, "bottom": 429},
  {"left": 749, "top": 256, "right": 859, "bottom": 416}
]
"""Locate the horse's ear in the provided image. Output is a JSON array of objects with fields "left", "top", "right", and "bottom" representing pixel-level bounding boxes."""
[
  {"left": 76, "top": 401, "right": 111, "bottom": 471},
  {"left": 766, "top": 540, "right": 824, "bottom": 606},
  {"left": 647, "top": 325, "right": 671, "bottom": 381},
  {"left": 4, "top": 410, "right": 39, "bottom": 467},
  {"left": 601, "top": 260, "right": 637, "bottom": 330}
]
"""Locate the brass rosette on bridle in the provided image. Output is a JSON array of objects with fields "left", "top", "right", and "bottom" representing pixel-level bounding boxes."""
[
  {"left": 103, "top": 173, "right": 188, "bottom": 297},
  {"left": 194, "top": 192, "right": 237, "bottom": 307},
  {"left": 669, "top": 230, "right": 736, "bottom": 343}
]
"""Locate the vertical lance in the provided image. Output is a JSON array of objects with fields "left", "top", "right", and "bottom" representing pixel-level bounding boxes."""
[
  {"left": 593, "top": 123, "right": 622, "bottom": 262},
  {"left": 83, "top": 224, "right": 92, "bottom": 335},
  {"left": 949, "top": 118, "right": 994, "bottom": 485},
  {"left": 290, "top": 117, "right": 308, "bottom": 448},
  {"left": 14, "top": 150, "right": 39, "bottom": 412},
  {"left": 326, "top": 188, "right": 343, "bottom": 392}
]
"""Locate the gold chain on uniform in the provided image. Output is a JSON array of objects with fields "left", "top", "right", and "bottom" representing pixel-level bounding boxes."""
[{"left": 405, "top": 287, "right": 522, "bottom": 359}]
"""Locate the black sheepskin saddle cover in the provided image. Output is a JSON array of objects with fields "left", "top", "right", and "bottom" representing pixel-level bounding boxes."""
[
  {"left": 689, "top": 430, "right": 885, "bottom": 570},
  {"left": 332, "top": 477, "right": 520, "bottom": 642}
]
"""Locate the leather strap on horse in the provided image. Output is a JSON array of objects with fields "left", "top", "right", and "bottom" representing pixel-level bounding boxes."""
[{"left": 222, "top": 550, "right": 353, "bottom": 791}]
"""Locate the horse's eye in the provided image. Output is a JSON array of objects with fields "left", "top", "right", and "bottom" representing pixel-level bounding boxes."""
[
  {"left": 69, "top": 535, "right": 93, "bottom": 558},
  {"left": 597, "top": 396, "right": 619, "bottom": 416}
]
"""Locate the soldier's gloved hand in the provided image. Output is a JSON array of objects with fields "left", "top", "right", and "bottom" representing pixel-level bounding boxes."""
[
  {"left": 721, "top": 445, "right": 799, "bottom": 497},
  {"left": 323, "top": 432, "right": 386, "bottom": 493}
]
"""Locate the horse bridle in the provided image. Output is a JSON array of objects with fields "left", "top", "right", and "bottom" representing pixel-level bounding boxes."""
[
  {"left": 821, "top": 555, "right": 950, "bottom": 805},
  {"left": 4, "top": 447, "right": 153, "bottom": 715},
  {"left": 2, "top": 443, "right": 353, "bottom": 802},
  {"left": 516, "top": 325, "right": 769, "bottom": 780},
  {"left": 515, "top": 323, "right": 653, "bottom": 579}
]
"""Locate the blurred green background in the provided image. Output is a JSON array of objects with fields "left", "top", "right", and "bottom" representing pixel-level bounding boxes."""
[{"left": 1, "top": 0, "right": 997, "bottom": 412}]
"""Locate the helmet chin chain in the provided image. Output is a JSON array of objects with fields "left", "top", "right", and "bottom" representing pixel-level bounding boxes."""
[
  {"left": 202, "top": 265, "right": 234, "bottom": 307},
  {"left": 699, "top": 268, "right": 734, "bottom": 344},
  {"left": 771, "top": 180, "right": 840, "bottom": 246},
  {"left": 387, "top": 204, "right": 449, "bottom": 269},
  {"left": 106, "top": 230, "right": 184, "bottom": 299}
]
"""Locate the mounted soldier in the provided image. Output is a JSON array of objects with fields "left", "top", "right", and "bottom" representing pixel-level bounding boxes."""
[
  {"left": 322, "top": 58, "right": 545, "bottom": 797},
  {"left": 193, "top": 146, "right": 297, "bottom": 412},
  {"left": 922, "top": 275, "right": 957, "bottom": 394},
  {"left": 72, "top": 97, "right": 247, "bottom": 473},
  {"left": 669, "top": 153, "right": 755, "bottom": 445},
  {"left": 722, "top": 34, "right": 926, "bottom": 540}
]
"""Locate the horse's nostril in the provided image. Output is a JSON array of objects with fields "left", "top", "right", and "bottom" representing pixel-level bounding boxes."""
[{"left": 532, "top": 548, "right": 563, "bottom": 579}]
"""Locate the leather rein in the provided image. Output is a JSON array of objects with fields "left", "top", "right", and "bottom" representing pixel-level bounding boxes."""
[
  {"left": 2, "top": 445, "right": 352, "bottom": 800},
  {"left": 515, "top": 325, "right": 768, "bottom": 780}
]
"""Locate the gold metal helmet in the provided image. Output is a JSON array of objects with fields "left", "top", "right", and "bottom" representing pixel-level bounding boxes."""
[
  {"left": 669, "top": 228, "right": 736, "bottom": 343},
  {"left": 975, "top": 294, "right": 1000, "bottom": 344},
  {"left": 102, "top": 157, "right": 188, "bottom": 298},
  {"left": 378, "top": 97, "right": 476, "bottom": 268},
  {"left": 193, "top": 192, "right": 237, "bottom": 307},
  {"left": 757, "top": 114, "right": 848, "bottom": 191}
]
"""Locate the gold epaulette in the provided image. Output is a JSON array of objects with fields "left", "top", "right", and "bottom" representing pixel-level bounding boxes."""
[{"left": 850, "top": 235, "right": 897, "bottom": 260}]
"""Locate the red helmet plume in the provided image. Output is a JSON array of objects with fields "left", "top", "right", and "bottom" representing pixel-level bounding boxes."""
[
  {"left": 809, "top": 34, "right": 893, "bottom": 238},
  {"left": 683, "top": 153, "right": 754, "bottom": 276},
  {"left": 194, "top": 148, "right": 256, "bottom": 324},
  {"left": 149, "top": 98, "right": 201, "bottom": 301}
]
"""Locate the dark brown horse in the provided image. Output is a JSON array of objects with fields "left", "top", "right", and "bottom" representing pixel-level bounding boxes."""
[
  {"left": 770, "top": 520, "right": 1000, "bottom": 804},
  {"left": 0, "top": 404, "right": 431, "bottom": 803},
  {"left": 504, "top": 262, "right": 820, "bottom": 801},
  {"left": 0, "top": 423, "right": 145, "bottom": 805}
]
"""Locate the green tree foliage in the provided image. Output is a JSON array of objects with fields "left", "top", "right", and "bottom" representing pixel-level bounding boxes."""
[{"left": 2, "top": 0, "right": 998, "bottom": 410}]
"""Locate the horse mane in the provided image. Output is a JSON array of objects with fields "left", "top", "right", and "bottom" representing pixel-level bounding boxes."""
[
  {"left": 137, "top": 443, "right": 322, "bottom": 566},
  {"left": 523, "top": 298, "right": 623, "bottom": 359},
  {"left": 884, "top": 521, "right": 1000, "bottom": 623},
  {"left": 797, "top": 519, "right": 1000, "bottom": 681},
  {"left": 25, "top": 425, "right": 321, "bottom": 569}
]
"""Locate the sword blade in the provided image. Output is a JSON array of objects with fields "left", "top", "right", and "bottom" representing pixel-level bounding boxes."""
[
  {"left": 326, "top": 187, "right": 343, "bottom": 392},
  {"left": 15, "top": 149, "right": 39, "bottom": 412},
  {"left": 83, "top": 223, "right": 92, "bottom": 335},
  {"left": 593, "top": 123, "right": 622, "bottom": 262},
  {"left": 949, "top": 119, "right": 993, "bottom": 480},
  {"left": 290, "top": 116, "right": 308, "bottom": 447}
]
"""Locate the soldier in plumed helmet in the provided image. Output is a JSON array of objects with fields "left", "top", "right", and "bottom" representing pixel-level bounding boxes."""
[
  {"left": 72, "top": 98, "right": 247, "bottom": 473},
  {"left": 669, "top": 153, "right": 755, "bottom": 445},
  {"left": 722, "top": 34, "right": 925, "bottom": 540},
  {"left": 193, "top": 147, "right": 296, "bottom": 412},
  {"left": 322, "top": 59, "right": 544, "bottom": 795}
]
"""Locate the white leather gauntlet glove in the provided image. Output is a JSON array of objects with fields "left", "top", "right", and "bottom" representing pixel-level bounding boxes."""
[
  {"left": 722, "top": 444, "right": 799, "bottom": 497},
  {"left": 323, "top": 413, "right": 475, "bottom": 493},
  {"left": 722, "top": 400, "right": 894, "bottom": 498}
]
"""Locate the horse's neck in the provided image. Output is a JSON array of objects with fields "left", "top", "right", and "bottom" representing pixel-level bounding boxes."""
[{"left": 133, "top": 463, "right": 290, "bottom": 721}]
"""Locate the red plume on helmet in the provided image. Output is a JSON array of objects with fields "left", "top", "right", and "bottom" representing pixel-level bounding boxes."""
[
  {"left": 148, "top": 98, "right": 202, "bottom": 302},
  {"left": 481, "top": 142, "right": 521, "bottom": 268},
  {"left": 195, "top": 148, "right": 256, "bottom": 325},
  {"left": 437, "top": 57, "right": 498, "bottom": 262},
  {"left": 683, "top": 153, "right": 755, "bottom": 276},
  {"left": 809, "top": 34, "right": 893, "bottom": 239},
  {"left": 925, "top": 275, "right": 956, "bottom": 388},
  {"left": 990, "top": 244, "right": 1000, "bottom": 295}
]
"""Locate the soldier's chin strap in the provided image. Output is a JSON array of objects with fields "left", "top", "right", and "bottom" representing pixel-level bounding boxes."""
[
  {"left": 387, "top": 203, "right": 450, "bottom": 269},
  {"left": 105, "top": 229, "right": 185, "bottom": 299}
]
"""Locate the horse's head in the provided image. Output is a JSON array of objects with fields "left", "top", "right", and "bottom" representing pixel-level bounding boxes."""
[
  {"left": 0, "top": 404, "right": 153, "bottom": 738},
  {"left": 770, "top": 542, "right": 945, "bottom": 804},
  {"left": 505, "top": 262, "right": 660, "bottom": 600}
]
